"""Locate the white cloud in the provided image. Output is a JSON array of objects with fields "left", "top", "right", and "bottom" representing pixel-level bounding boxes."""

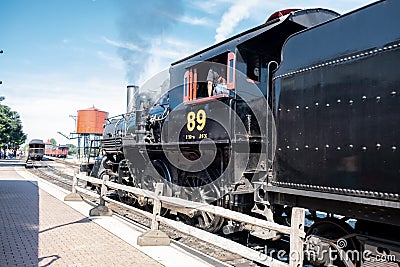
[
  {"left": 102, "top": 36, "right": 143, "bottom": 52},
  {"left": 102, "top": 36, "right": 199, "bottom": 88},
  {"left": 178, "top": 15, "right": 209, "bottom": 26},
  {"left": 214, "top": 0, "right": 260, "bottom": 43},
  {"left": 164, "top": 37, "right": 196, "bottom": 49},
  {"left": 137, "top": 59, "right": 170, "bottom": 93},
  {"left": 96, "top": 51, "right": 124, "bottom": 70},
  {"left": 189, "top": 0, "right": 231, "bottom": 15},
  {"left": 151, "top": 37, "right": 199, "bottom": 60},
  {"left": 136, "top": 38, "right": 200, "bottom": 85},
  {"left": 103, "top": 36, "right": 188, "bottom": 60}
]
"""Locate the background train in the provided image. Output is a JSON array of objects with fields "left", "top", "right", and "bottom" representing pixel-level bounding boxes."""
[
  {"left": 27, "top": 139, "right": 45, "bottom": 161},
  {"left": 84, "top": 1, "right": 399, "bottom": 266},
  {"left": 44, "top": 142, "right": 69, "bottom": 158}
]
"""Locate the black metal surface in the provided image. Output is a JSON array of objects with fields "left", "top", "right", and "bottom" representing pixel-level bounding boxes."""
[
  {"left": 170, "top": 100, "right": 231, "bottom": 143},
  {"left": 273, "top": 0, "right": 400, "bottom": 200},
  {"left": 267, "top": 187, "right": 400, "bottom": 226},
  {"left": 275, "top": 0, "right": 398, "bottom": 76}
]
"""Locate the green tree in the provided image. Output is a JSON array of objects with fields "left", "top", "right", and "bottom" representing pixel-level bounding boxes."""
[
  {"left": 0, "top": 97, "right": 26, "bottom": 148},
  {"left": 49, "top": 138, "right": 57, "bottom": 146},
  {"left": 65, "top": 143, "right": 77, "bottom": 155}
]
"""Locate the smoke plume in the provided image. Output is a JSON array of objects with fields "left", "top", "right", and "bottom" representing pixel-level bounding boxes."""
[{"left": 115, "top": 0, "right": 184, "bottom": 84}]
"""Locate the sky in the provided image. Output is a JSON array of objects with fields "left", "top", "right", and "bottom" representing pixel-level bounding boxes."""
[{"left": 0, "top": 0, "right": 377, "bottom": 146}]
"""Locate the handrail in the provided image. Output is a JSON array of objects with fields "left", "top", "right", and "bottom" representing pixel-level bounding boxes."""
[{"left": 66, "top": 172, "right": 305, "bottom": 267}]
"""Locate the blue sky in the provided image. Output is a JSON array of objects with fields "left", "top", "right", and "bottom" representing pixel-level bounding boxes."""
[{"left": 0, "top": 0, "right": 377, "bottom": 145}]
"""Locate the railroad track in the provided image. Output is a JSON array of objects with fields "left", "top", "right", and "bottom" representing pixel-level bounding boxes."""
[
  {"left": 26, "top": 159, "right": 73, "bottom": 188},
  {"left": 26, "top": 158, "right": 292, "bottom": 267}
]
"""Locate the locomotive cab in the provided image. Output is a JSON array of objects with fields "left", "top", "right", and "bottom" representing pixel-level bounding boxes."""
[{"left": 181, "top": 52, "right": 232, "bottom": 103}]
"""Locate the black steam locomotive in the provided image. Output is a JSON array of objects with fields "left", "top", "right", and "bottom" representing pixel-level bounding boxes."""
[{"left": 90, "top": 1, "right": 399, "bottom": 265}]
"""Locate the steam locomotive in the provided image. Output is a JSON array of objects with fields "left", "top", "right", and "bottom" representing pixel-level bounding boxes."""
[{"left": 88, "top": 1, "right": 399, "bottom": 266}]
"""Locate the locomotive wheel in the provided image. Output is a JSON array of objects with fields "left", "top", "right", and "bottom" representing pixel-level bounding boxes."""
[
  {"left": 141, "top": 159, "right": 172, "bottom": 216},
  {"left": 117, "top": 174, "right": 137, "bottom": 206},
  {"left": 306, "top": 218, "right": 358, "bottom": 267},
  {"left": 97, "top": 170, "right": 119, "bottom": 197},
  {"left": 273, "top": 205, "right": 292, "bottom": 226},
  {"left": 117, "top": 190, "right": 136, "bottom": 206},
  {"left": 181, "top": 168, "right": 225, "bottom": 233}
]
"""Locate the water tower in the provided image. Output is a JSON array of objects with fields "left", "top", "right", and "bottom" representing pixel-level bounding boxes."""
[{"left": 75, "top": 106, "right": 108, "bottom": 159}]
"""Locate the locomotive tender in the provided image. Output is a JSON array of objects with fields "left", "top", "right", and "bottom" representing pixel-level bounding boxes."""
[{"left": 94, "top": 1, "right": 399, "bottom": 265}]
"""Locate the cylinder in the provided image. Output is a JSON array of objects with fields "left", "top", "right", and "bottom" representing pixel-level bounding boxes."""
[
  {"left": 76, "top": 107, "right": 108, "bottom": 134},
  {"left": 127, "top": 85, "right": 139, "bottom": 113}
]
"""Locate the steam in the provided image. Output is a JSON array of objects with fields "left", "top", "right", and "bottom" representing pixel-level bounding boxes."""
[{"left": 115, "top": 0, "right": 184, "bottom": 84}]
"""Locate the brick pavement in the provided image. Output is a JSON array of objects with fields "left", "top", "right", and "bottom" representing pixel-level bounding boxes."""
[{"left": 0, "top": 159, "right": 163, "bottom": 267}]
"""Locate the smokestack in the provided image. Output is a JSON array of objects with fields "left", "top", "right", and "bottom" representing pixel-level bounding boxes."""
[{"left": 127, "top": 85, "right": 139, "bottom": 113}]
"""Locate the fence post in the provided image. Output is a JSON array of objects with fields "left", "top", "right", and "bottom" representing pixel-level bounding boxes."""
[
  {"left": 137, "top": 183, "right": 170, "bottom": 246},
  {"left": 64, "top": 170, "right": 83, "bottom": 201},
  {"left": 89, "top": 173, "right": 112, "bottom": 216},
  {"left": 289, "top": 207, "right": 305, "bottom": 267}
]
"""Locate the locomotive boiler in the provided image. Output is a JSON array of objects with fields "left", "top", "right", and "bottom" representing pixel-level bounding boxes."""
[{"left": 90, "top": 1, "right": 399, "bottom": 266}]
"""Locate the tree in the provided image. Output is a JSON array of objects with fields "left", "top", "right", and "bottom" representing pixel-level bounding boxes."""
[
  {"left": 66, "top": 143, "right": 77, "bottom": 155},
  {"left": 49, "top": 138, "right": 57, "bottom": 146},
  {"left": 0, "top": 97, "right": 26, "bottom": 148}
]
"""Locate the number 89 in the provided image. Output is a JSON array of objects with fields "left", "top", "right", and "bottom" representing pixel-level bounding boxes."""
[{"left": 187, "top": 109, "right": 206, "bottom": 132}]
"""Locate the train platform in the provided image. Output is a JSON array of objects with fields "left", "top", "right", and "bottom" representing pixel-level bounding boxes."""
[{"left": 0, "top": 159, "right": 222, "bottom": 267}]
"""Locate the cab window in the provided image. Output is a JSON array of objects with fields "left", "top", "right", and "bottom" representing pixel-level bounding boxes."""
[
  {"left": 246, "top": 53, "right": 261, "bottom": 82},
  {"left": 183, "top": 52, "right": 234, "bottom": 103}
]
